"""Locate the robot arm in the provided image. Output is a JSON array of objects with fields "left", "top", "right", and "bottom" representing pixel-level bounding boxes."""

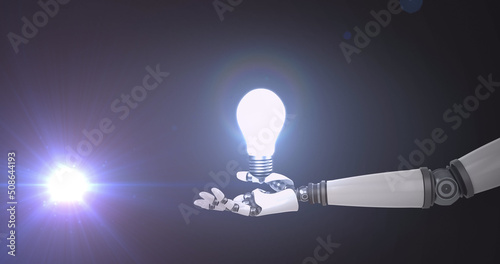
[
  {"left": 301, "top": 137, "right": 500, "bottom": 208},
  {"left": 195, "top": 138, "right": 500, "bottom": 216}
]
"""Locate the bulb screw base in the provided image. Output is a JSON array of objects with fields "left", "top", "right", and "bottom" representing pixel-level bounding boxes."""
[{"left": 249, "top": 156, "right": 273, "bottom": 178}]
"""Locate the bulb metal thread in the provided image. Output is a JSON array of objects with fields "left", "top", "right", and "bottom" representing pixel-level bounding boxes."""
[{"left": 249, "top": 156, "right": 273, "bottom": 177}]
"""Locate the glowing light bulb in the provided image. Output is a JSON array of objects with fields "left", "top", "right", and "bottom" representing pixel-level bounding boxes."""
[
  {"left": 237, "top": 88, "right": 286, "bottom": 178},
  {"left": 48, "top": 166, "right": 89, "bottom": 202}
]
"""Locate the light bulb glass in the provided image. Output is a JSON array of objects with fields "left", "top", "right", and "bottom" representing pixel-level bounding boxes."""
[{"left": 236, "top": 88, "right": 286, "bottom": 177}]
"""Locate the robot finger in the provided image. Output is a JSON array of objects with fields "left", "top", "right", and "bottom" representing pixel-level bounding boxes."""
[
  {"left": 233, "top": 194, "right": 245, "bottom": 203},
  {"left": 232, "top": 201, "right": 251, "bottom": 216},
  {"left": 193, "top": 199, "right": 226, "bottom": 211},
  {"left": 199, "top": 191, "right": 216, "bottom": 203},
  {"left": 210, "top": 188, "right": 252, "bottom": 216},
  {"left": 211, "top": 188, "right": 226, "bottom": 202},
  {"left": 236, "top": 171, "right": 261, "bottom": 184},
  {"left": 210, "top": 187, "right": 235, "bottom": 210},
  {"left": 195, "top": 191, "right": 226, "bottom": 211},
  {"left": 223, "top": 198, "right": 251, "bottom": 216}
]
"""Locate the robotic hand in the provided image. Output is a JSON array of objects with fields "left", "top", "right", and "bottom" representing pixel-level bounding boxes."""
[
  {"left": 195, "top": 138, "right": 500, "bottom": 216},
  {"left": 194, "top": 172, "right": 299, "bottom": 216}
]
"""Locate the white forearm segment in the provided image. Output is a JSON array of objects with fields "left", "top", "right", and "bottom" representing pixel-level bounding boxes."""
[
  {"left": 326, "top": 169, "right": 425, "bottom": 208},
  {"left": 298, "top": 138, "right": 500, "bottom": 209}
]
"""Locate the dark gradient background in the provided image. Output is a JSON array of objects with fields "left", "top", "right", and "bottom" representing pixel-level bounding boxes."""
[{"left": 1, "top": 0, "right": 500, "bottom": 263}]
